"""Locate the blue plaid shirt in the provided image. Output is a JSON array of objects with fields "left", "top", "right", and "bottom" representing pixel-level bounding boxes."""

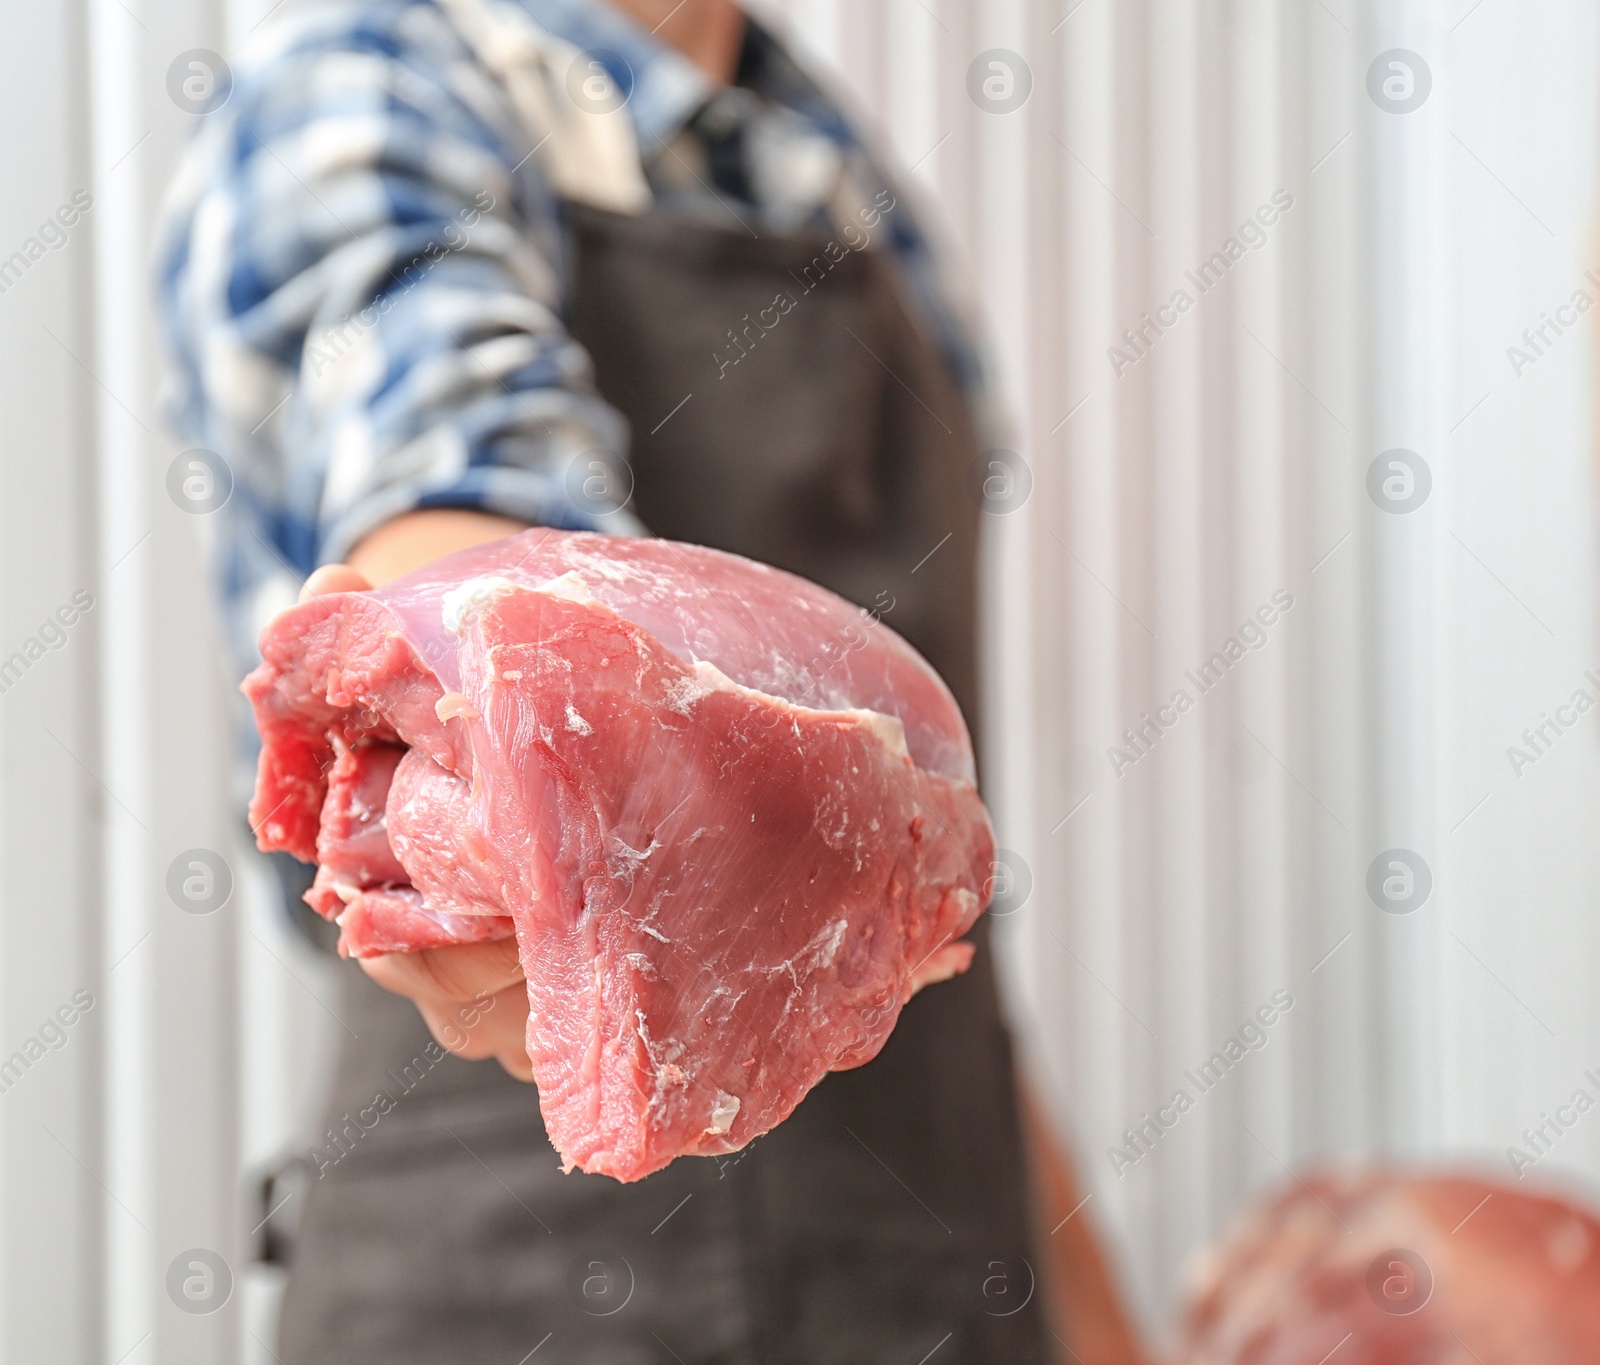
[{"left": 157, "top": 0, "right": 998, "bottom": 674}]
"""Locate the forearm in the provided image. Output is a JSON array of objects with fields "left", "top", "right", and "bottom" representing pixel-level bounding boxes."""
[
  {"left": 1020, "top": 1081, "right": 1151, "bottom": 1365},
  {"left": 347, "top": 509, "right": 528, "bottom": 587}
]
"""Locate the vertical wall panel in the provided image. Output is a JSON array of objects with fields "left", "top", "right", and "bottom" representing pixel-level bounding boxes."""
[
  {"left": 1052, "top": 0, "right": 1141, "bottom": 1309},
  {"left": 93, "top": 0, "right": 245, "bottom": 1360},
  {"left": 1364, "top": 0, "right": 1447, "bottom": 1157},
  {"left": 0, "top": 0, "right": 103, "bottom": 1359},
  {"left": 1434, "top": 0, "right": 1600, "bottom": 1219}
]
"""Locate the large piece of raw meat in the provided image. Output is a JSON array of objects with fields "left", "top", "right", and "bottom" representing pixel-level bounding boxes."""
[
  {"left": 244, "top": 530, "right": 993, "bottom": 1181},
  {"left": 1173, "top": 1169, "right": 1600, "bottom": 1365}
]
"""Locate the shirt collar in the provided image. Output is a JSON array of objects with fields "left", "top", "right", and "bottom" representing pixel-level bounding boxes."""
[{"left": 513, "top": 0, "right": 713, "bottom": 147}]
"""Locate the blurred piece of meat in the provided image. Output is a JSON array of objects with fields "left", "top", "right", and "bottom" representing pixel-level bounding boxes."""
[{"left": 1173, "top": 1170, "right": 1600, "bottom": 1365}]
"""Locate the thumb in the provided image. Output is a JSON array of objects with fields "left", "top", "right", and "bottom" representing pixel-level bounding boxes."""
[{"left": 300, "top": 563, "right": 372, "bottom": 602}]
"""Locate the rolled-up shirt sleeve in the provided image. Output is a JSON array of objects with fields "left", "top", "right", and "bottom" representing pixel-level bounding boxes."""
[{"left": 157, "top": 0, "right": 637, "bottom": 585}]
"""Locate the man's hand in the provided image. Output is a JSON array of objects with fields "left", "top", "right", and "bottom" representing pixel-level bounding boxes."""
[{"left": 360, "top": 937, "right": 535, "bottom": 1080}]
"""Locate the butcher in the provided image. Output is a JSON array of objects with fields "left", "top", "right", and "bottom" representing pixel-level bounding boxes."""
[{"left": 157, "top": 0, "right": 1144, "bottom": 1360}]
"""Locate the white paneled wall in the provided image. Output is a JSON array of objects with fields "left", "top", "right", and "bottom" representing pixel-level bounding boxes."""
[
  {"left": 765, "top": 0, "right": 1600, "bottom": 1335},
  {"left": 0, "top": 0, "right": 341, "bottom": 1361},
  {"left": 3, "top": 1, "right": 1600, "bottom": 1362},
  {"left": 0, "top": 2, "right": 104, "bottom": 1361}
]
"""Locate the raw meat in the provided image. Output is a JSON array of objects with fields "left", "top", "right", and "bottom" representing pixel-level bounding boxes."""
[
  {"left": 244, "top": 530, "right": 994, "bottom": 1181},
  {"left": 1174, "top": 1169, "right": 1600, "bottom": 1365}
]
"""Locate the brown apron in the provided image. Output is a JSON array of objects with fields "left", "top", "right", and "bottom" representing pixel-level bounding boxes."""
[{"left": 273, "top": 203, "right": 1049, "bottom": 1364}]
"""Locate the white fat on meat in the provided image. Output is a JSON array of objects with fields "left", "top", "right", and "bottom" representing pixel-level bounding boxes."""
[
  {"left": 669, "top": 659, "right": 910, "bottom": 761},
  {"left": 441, "top": 576, "right": 519, "bottom": 634},
  {"left": 442, "top": 571, "right": 603, "bottom": 635},
  {"left": 705, "top": 1090, "right": 740, "bottom": 1136},
  {"left": 435, "top": 692, "right": 479, "bottom": 722},
  {"left": 762, "top": 917, "right": 850, "bottom": 992},
  {"left": 534, "top": 570, "right": 603, "bottom": 605}
]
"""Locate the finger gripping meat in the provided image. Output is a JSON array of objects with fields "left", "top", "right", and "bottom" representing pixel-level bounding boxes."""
[{"left": 243, "top": 531, "right": 994, "bottom": 1181}]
